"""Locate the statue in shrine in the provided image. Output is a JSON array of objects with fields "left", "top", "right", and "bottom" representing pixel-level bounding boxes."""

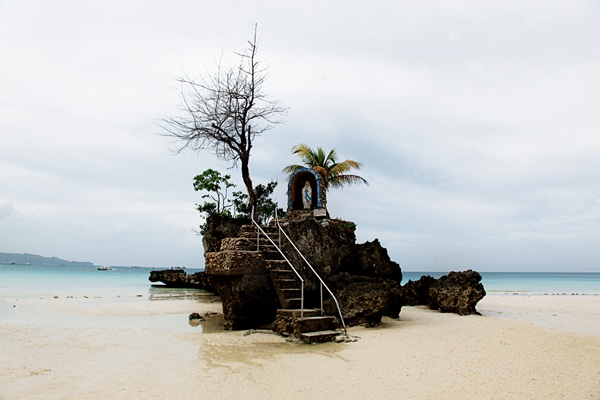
[{"left": 302, "top": 181, "right": 312, "bottom": 209}]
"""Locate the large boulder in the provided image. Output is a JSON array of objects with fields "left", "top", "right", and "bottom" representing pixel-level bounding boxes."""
[
  {"left": 428, "top": 270, "right": 486, "bottom": 315},
  {"left": 149, "top": 269, "right": 215, "bottom": 291},
  {"left": 202, "top": 214, "right": 250, "bottom": 253},
  {"left": 400, "top": 275, "right": 436, "bottom": 306},
  {"left": 325, "top": 272, "right": 403, "bottom": 327},
  {"left": 350, "top": 239, "right": 402, "bottom": 282},
  {"left": 177, "top": 213, "right": 404, "bottom": 330},
  {"left": 210, "top": 274, "right": 279, "bottom": 330},
  {"left": 280, "top": 215, "right": 403, "bottom": 326},
  {"left": 400, "top": 270, "right": 486, "bottom": 315}
]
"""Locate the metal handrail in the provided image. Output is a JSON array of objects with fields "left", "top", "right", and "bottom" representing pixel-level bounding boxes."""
[
  {"left": 275, "top": 209, "right": 347, "bottom": 335},
  {"left": 250, "top": 208, "right": 305, "bottom": 317}
]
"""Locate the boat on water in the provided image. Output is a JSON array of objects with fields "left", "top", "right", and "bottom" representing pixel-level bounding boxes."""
[{"left": 97, "top": 265, "right": 112, "bottom": 271}]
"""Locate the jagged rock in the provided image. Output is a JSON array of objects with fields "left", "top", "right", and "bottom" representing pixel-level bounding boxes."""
[
  {"left": 149, "top": 269, "right": 188, "bottom": 287},
  {"left": 325, "top": 272, "right": 402, "bottom": 327},
  {"left": 180, "top": 213, "right": 403, "bottom": 330},
  {"left": 188, "top": 312, "right": 205, "bottom": 327},
  {"left": 428, "top": 270, "right": 486, "bottom": 315},
  {"left": 188, "top": 312, "right": 204, "bottom": 321},
  {"left": 282, "top": 216, "right": 357, "bottom": 286},
  {"left": 202, "top": 214, "right": 250, "bottom": 253},
  {"left": 282, "top": 217, "right": 401, "bottom": 294},
  {"left": 400, "top": 270, "right": 486, "bottom": 315},
  {"left": 350, "top": 239, "right": 402, "bottom": 282},
  {"left": 400, "top": 275, "right": 436, "bottom": 306},
  {"left": 148, "top": 269, "right": 215, "bottom": 291},
  {"left": 211, "top": 274, "right": 279, "bottom": 330}
]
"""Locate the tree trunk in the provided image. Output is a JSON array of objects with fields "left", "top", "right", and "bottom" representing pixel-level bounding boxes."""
[{"left": 240, "top": 155, "right": 257, "bottom": 221}]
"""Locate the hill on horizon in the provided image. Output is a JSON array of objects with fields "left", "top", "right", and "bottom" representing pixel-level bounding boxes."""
[{"left": 0, "top": 252, "right": 94, "bottom": 267}]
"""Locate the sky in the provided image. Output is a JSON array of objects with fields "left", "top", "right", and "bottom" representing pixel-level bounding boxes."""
[{"left": 1, "top": 0, "right": 599, "bottom": 271}]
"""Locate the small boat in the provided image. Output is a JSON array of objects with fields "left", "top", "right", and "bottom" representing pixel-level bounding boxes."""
[{"left": 97, "top": 265, "right": 112, "bottom": 271}]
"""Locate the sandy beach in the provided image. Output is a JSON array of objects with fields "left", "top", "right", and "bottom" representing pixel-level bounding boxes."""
[{"left": 1, "top": 295, "right": 599, "bottom": 400}]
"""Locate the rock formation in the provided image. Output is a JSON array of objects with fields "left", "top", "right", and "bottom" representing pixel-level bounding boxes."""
[
  {"left": 203, "top": 210, "right": 403, "bottom": 330},
  {"left": 400, "top": 269, "right": 486, "bottom": 315},
  {"left": 150, "top": 212, "right": 487, "bottom": 331},
  {"left": 149, "top": 268, "right": 215, "bottom": 291}
]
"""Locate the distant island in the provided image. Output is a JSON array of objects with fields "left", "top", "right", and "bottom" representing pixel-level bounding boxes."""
[{"left": 0, "top": 252, "right": 94, "bottom": 267}]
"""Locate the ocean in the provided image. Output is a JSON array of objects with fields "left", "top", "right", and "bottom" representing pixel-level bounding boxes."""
[{"left": 1, "top": 264, "right": 599, "bottom": 300}]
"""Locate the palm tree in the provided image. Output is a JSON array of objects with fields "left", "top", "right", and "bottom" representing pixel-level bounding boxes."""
[{"left": 282, "top": 143, "right": 368, "bottom": 189}]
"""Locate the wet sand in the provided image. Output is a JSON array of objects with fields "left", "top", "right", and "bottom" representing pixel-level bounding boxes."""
[{"left": 1, "top": 295, "right": 599, "bottom": 399}]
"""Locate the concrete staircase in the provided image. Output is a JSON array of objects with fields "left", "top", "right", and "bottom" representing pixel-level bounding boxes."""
[{"left": 239, "top": 224, "right": 342, "bottom": 343}]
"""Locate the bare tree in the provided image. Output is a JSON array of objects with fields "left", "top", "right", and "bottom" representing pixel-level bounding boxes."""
[{"left": 162, "top": 26, "right": 287, "bottom": 216}]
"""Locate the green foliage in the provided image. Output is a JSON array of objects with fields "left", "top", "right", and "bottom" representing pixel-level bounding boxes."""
[
  {"left": 282, "top": 143, "right": 368, "bottom": 190},
  {"left": 232, "top": 181, "right": 285, "bottom": 225},
  {"left": 193, "top": 169, "right": 236, "bottom": 234},
  {"left": 193, "top": 169, "right": 236, "bottom": 213},
  {"left": 331, "top": 218, "right": 357, "bottom": 234}
]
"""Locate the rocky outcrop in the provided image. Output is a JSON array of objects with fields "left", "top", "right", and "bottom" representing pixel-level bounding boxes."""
[
  {"left": 202, "top": 211, "right": 403, "bottom": 330},
  {"left": 325, "top": 272, "right": 403, "bottom": 327},
  {"left": 400, "top": 275, "right": 436, "bottom": 306},
  {"left": 281, "top": 214, "right": 403, "bottom": 326},
  {"left": 210, "top": 274, "right": 280, "bottom": 330},
  {"left": 202, "top": 214, "right": 250, "bottom": 253},
  {"left": 148, "top": 269, "right": 215, "bottom": 291},
  {"left": 400, "top": 270, "right": 486, "bottom": 315}
]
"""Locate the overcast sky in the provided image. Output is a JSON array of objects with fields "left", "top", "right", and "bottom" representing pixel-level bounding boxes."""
[{"left": 1, "top": 0, "right": 599, "bottom": 271}]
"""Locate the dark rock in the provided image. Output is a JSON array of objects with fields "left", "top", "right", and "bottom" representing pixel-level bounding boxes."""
[
  {"left": 148, "top": 269, "right": 215, "bottom": 291},
  {"left": 188, "top": 312, "right": 205, "bottom": 327},
  {"left": 189, "top": 213, "right": 403, "bottom": 330},
  {"left": 202, "top": 214, "right": 250, "bottom": 253},
  {"left": 349, "top": 239, "right": 402, "bottom": 282},
  {"left": 149, "top": 269, "right": 187, "bottom": 287},
  {"left": 282, "top": 217, "right": 402, "bottom": 295},
  {"left": 325, "top": 272, "right": 402, "bottom": 327},
  {"left": 188, "top": 312, "right": 204, "bottom": 321},
  {"left": 400, "top": 270, "right": 486, "bottom": 315},
  {"left": 400, "top": 275, "right": 436, "bottom": 306},
  {"left": 428, "top": 270, "right": 486, "bottom": 315},
  {"left": 210, "top": 274, "right": 279, "bottom": 330}
]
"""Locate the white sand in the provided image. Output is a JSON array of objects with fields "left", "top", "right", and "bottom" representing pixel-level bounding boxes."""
[{"left": 1, "top": 295, "right": 599, "bottom": 400}]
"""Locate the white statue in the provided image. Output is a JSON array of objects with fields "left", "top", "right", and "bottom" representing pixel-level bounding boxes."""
[{"left": 302, "top": 181, "right": 312, "bottom": 209}]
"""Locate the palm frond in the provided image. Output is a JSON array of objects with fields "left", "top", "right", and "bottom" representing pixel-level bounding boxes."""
[{"left": 283, "top": 143, "right": 368, "bottom": 191}]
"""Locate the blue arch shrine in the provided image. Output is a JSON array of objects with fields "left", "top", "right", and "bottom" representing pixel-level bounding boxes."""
[{"left": 286, "top": 168, "right": 327, "bottom": 212}]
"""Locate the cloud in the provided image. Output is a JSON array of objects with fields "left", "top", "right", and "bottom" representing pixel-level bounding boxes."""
[
  {"left": 0, "top": 199, "right": 15, "bottom": 219},
  {"left": 1, "top": 0, "right": 600, "bottom": 270}
]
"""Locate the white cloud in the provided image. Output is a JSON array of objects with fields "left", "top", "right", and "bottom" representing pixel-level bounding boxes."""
[
  {"left": 1, "top": 0, "right": 599, "bottom": 270},
  {"left": 0, "top": 199, "right": 15, "bottom": 219}
]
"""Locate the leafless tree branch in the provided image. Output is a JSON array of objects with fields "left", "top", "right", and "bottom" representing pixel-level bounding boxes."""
[{"left": 161, "top": 25, "right": 288, "bottom": 211}]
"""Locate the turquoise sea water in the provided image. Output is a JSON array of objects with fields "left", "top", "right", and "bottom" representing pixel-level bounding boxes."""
[
  {"left": 0, "top": 264, "right": 205, "bottom": 300},
  {"left": 1, "top": 264, "right": 599, "bottom": 297}
]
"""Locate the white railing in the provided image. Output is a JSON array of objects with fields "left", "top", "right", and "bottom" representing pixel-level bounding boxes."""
[
  {"left": 274, "top": 209, "right": 347, "bottom": 335},
  {"left": 250, "top": 208, "right": 305, "bottom": 317}
]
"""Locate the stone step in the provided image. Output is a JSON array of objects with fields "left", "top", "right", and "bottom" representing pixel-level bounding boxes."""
[
  {"left": 220, "top": 237, "right": 275, "bottom": 252},
  {"left": 266, "top": 260, "right": 289, "bottom": 271},
  {"left": 239, "top": 225, "right": 279, "bottom": 238},
  {"left": 294, "top": 315, "right": 338, "bottom": 334},
  {"left": 274, "top": 278, "right": 298, "bottom": 289},
  {"left": 282, "top": 297, "right": 302, "bottom": 309},
  {"left": 298, "top": 330, "right": 341, "bottom": 344},
  {"left": 270, "top": 269, "right": 296, "bottom": 280},
  {"left": 261, "top": 250, "right": 283, "bottom": 261},
  {"left": 276, "top": 309, "right": 321, "bottom": 318},
  {"left": 280, "top": 288, "right": 301, "bottom": 299}
]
